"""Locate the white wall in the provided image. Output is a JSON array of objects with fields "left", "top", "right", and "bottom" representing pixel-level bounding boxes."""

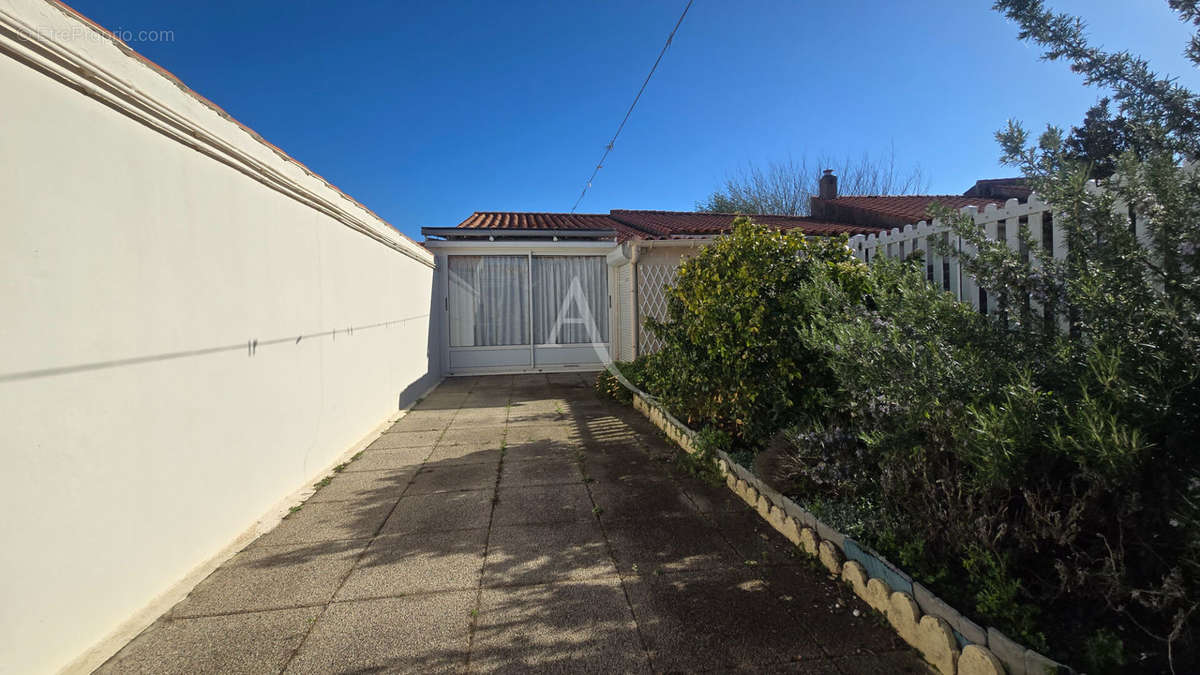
[{"left": 0, "top": 2, "right": 438, "bottom": 672}]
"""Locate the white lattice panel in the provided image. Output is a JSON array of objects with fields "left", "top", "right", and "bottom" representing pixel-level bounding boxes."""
[{"left": 638, "top": 262, "right": 679, "bottom": 354}]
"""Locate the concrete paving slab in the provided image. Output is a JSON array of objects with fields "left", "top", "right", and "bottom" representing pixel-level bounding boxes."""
[
  {"left": 342, "top": 447, "right": 429, "bottom": 472},
  {"left": 306, "top": 468, "right": 414, "bottom": 504},
  {"left": 603, "top": 514, "right": 739, "bottom": 574},
  {"left": 544, "top": 373, "right": 590, "bottom": 386},
  {"left": 386, "top": 410, "right": 457, "bottom": 432},
  {"left": 483, "top": 520, "right": 616, "bottom": 587},
  {"left": 381, "top": 489, "right": 495, "bottom": 534},
  {"left": 285, "top": 592, "right": 476, "bottom": 674},
  {"left": 677, "top": 473, "right": 746, "bottom": 512},
  {"left": 252, "top": 500, "right": 395, "bottom": 546},
  {"left": 456, "top": 389, "right": 508, "bottom": 403},
  {"left": 503, "top": 438, "right": 578, "bottom": 462},
  {"left": 454, "top": 406, "right": 510, "bottom": 423},
  {"left": 97, "top": 606, "right": 321, "bottom": 675},
  {"left": 504, "top": 425, "right": 580, "bottom": 447},
  {"left": 831, "top": 653, "right": 932, "bottom": 674},
  {"left": 492, "top": 484, "right": 594, "bottom": 526},
  {"left": 589, "top": 476, "right": 698, "bottom": 521},
  {"left": 623, "top": 568, "right": 825, "bottom": 671},
  {"left": 437, "top": 424, "right": 507, "bottom": 448},
  {"left": 367, "top": 429, "right": 443, "bottom": 450},
  {"left": 453, "top": 391, "right": 506, "bottom": 401},
  {"left": 506, "top": 398, "right": 572, "bottom": 413},
  {"left": 709, "top": 507, "right": 806, "bottom": 566},
  {"left": 103, "top": 375, "right": 920, "bottom": 674},
  {"left": 503, "top": 408, "right": 575, "bottom": 427},
  {"left": 406, "top": 462, "right": 499, "bottom": 495},
  {"left": 425, "top": 443, "right": 503, "bottom": 466},
  {"left": 574, "top": 423, "right": 645, "bottom": 450},
  {"left": 757, "top": 660, "right": 844, "bottom": 674},
  {"left": 172, "top": 541, "right": 367, "bottom": 617},
  {"left": 335, "top": 528, "right": 488, "bottom": 599},
  {"left": 635, "top": 436, "right": 680, "bottom": 463},
  {"left": 757, "top": 564, "right": 910, "bottom": 657},
  {"left": 471, "top": 578, "right": 650, "bottom": 674},
  {"left": 411, "top": 393, "right": 469, "bottom": 411},
  {"left": 579, "top": 446, "right": 670, "bottom": 483},
  {"left": 498, "top": 458, "right": 582, "bottom": 487},
  {"left": 430, "top": 377, "right": 476, "bottom": 392}
]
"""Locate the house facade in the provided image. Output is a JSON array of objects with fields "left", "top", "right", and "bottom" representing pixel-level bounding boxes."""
[{"left": 421, "top": 173, "right": 1020, "bottom": 374}]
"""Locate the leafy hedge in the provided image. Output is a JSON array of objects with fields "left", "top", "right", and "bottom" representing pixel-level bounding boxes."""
[
  {"left": 608, "top": 182, "right": 1199, "bottom": 671},
  {"left": 642, "top": 219, "right": 868, "bottom": 450}
]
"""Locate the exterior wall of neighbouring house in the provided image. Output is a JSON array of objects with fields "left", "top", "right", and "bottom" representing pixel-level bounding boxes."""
[{"left": 0, "top": 3, "right": 437, "bottom": 673}]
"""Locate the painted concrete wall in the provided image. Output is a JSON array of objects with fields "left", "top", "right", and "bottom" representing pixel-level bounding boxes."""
[{"left": 0, "top": 2, "right": 437, "bottom": 672}]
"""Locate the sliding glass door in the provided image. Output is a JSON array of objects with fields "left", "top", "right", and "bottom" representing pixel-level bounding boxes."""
[
  {"left": 446, "top": 253, "right": 609, "bottom": 372},
  {"left": 447, "top": 255, "right": 528, "bottom": 348},
  {"left": 532, "top": 256, "right": 609, "bottom": 345}
]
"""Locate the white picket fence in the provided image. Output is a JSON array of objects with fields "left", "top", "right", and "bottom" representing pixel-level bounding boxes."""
[
  {"left": 847, "top": 195, "right": 1058, "bottom": 315},
  {"left": 636, "top": 183, "right": 1150, "bottom": 353},
  {"left": 846, "top": 185, "right": 1155, "bottom": 323}
]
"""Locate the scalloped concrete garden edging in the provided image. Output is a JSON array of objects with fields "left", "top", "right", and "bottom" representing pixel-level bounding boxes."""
[{"left": 628, "top": 390, "right": 1071, "bottom": 675}]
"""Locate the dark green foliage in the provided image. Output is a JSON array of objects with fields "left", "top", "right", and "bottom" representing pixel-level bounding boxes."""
[
  {"left": 1084, "top": 629, "right": 1127, "bottom": 675},
  {"left": 993, "top": 0, "right": 1200, "bottom": 157},
  {"left": 675, "top": 427, "right": 729, "bottom": 486},
  {"left": 1065, "top": 98, "right": 1136, "bottom": 179},
  {"left": 594, "top": 365, "right": 634, "bottom": 403},
  {"left": 630, "top": 6, "right": 1200, "bottom": 669},
  {"left": 774, "top": 236, "right": 1197, "bottom": 668},
  {"left": 594, "top": 355, "right": 662, "bottom": 403},
  {"left": 644, "top": 219, "right": 869, "bottom": 450},
  {"left": 618, "top": 210, "right": 1195, "bottom": 667}
]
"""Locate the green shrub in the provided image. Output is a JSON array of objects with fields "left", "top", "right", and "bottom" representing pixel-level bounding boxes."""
[
  {"left": 594, "top": 364, "right": 632, "bottom": 403},
  {"left": 645, "top": 218, "right": 868, "bottom": 450},
  {"left": 775, "top": 238, "right": 1197, "bottom": 668},
  {"left": 593, "top": 355, "right": 663, "bottom": 403},
  {"left": 675, "top": 426, "right": 729, "bottom": 486},
  {"left": 1083, "top": 629, "right": 1127, "bottom": 675},
  {"left": 638, "top": 2, "right": 1200, "bottom": 669}
]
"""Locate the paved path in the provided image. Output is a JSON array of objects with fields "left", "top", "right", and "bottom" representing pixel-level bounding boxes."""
[{"left": 100, "top": 374, "right": 925, "bottom": 674}]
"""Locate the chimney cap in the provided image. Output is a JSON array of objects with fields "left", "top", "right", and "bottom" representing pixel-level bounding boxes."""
[{"left": 822, "top": 169, "right": 834, "bottom": 176}]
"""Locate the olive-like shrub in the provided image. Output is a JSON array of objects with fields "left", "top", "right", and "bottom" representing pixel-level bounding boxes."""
[{"left": 644, "top": 218, "right": 868, "bottom": 450}]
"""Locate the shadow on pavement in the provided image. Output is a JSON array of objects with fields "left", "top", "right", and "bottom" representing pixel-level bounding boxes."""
[{"left": 98, "top": 373, "right": 924, "bottom": 674}]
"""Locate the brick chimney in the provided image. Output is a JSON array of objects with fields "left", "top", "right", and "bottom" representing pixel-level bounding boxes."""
[{"left": 818, "top": 169, "right": 837, "bottom": 200}]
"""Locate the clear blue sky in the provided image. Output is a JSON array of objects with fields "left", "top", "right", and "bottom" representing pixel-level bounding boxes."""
[{"left": 67, "top": 0, "right": 1200, "bottom": 239}]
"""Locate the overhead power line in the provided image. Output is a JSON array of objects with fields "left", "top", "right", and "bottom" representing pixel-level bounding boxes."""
[{"left": 570, "top": 0, "right": 693, "bottom": 213}]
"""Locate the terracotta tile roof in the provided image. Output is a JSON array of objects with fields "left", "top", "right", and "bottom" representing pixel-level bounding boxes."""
[
  {"left": 447, "top": 209, "right": 884, "bottom": 242},
  {"left": 458, "top": 212, "right": 621, "bottom": 230},
  {"left": 609, "top": 210, "right": 883, "bottom": 237},
  {"left": 455, "top": 212, "right": 647, "bottom": 240},
  {"left": 809, "top": 195, "right": 1010, "bottom": 228}
]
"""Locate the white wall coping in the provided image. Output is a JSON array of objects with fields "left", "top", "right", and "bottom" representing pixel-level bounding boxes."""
[{"left": 0, "top": 0, "right": 432, "bottom": 268}]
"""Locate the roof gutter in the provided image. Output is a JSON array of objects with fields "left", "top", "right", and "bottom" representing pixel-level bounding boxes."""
[{"left": 421, "top": 227, "right": 618, "bottom": 240}]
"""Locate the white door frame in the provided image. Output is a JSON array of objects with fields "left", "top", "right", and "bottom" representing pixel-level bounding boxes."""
[{"left": 426, "top": 240, "right": 619, "bottom": 375}]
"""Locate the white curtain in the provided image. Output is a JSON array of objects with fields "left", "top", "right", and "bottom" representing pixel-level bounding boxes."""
[
  {"left": 448, "top": 256, "right": 529, "bottom": 347},
  {"left": 532, "top": 256, "right": 609, "bottom": 345}
]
